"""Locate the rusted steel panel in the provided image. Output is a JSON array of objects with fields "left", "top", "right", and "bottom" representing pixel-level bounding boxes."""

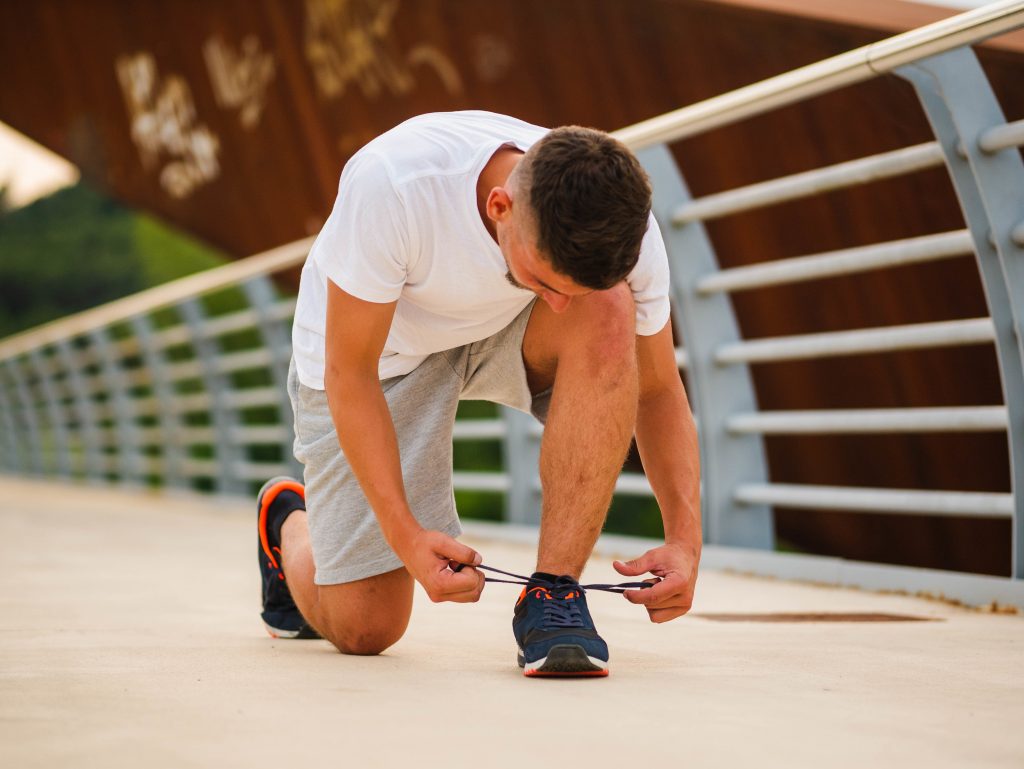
[{"left": 1, "top": 0, "right": 1022, "bottom": 573}]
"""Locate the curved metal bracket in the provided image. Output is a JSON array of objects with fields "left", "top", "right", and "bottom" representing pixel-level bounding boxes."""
[
  {"left": 28, "top": 347, "right": 72, "bottom": 478},
  {"left": 89, "top": 327, "right": 142, "bottom": 486},
  {"left": 130, "top": 313, "right": 188, "bottom": 489},
  {"left": 179, "top": 297, "right": 244, "bottom": 495},
  {"left": 242, "top": 276, "right": 304, "bottom": 481},
  {"left": 3, "top": 358, "right": 44, "bottom": 475},
  {"left": 637, "top": 144, "right": 774, "bottom": 549}
]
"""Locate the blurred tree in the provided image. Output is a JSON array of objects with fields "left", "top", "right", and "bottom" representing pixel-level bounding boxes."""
[
  {"left": 0, "top": 183, "right": 225, "bottom": 338},
  {"left": 0, "top": 183, "right": 140, "bottom": 337}
]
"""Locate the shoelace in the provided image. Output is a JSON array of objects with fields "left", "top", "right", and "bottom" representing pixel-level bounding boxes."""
[
  {"left": 452, "top": 563, "right": 654, "bottom": 594},
  {"left": 537, "top": 584, "right": 586, "bottom": 628}
]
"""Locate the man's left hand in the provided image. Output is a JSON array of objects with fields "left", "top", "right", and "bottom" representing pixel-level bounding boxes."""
[{"left": 613, "top": 542, "right": 700, "bottom": 623}]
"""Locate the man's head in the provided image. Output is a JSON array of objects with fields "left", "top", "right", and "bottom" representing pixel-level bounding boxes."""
[{"left": 486, "top": 126, "right": 652, "bottom": 312}]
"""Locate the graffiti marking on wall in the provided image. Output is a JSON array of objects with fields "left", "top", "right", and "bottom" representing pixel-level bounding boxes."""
[
  {"left": 304, "top": 0, "right": 464, "bottom": 101},
  {"left": 204, "top": 34, "right": 276, "bottom": 130},
  {"left": 473, "top": 34, "right": 513, "bottom": 84},
  {"left": 116, "top": 53, "right": 221, "bottom": 200}
]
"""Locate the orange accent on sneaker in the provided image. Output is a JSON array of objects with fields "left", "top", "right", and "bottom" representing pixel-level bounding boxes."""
[{"left": 258, "top": 479, "right": 306, "bottom": 571}]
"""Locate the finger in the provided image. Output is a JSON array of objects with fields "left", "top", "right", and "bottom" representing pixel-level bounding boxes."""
[
  {"left": 442, "top": 572, "right": 486, "bottom": 603},
  {"left": 437, "top": 565, "right": 483, "bottom": 594},
  {"left": 648, "top": 605, "right": 691, "bottom": 623},
  {"left": 450, "top": 595, "right": 477, "bottom": 604},
  {"left": 613, "top": 556, "right": 653, "bottom": 577},
  {"left": 624, "top": 576, "right": 678, "bottom": 605},
  {"left": 435, "top": 536, "right": 482, "bottom": 568}
]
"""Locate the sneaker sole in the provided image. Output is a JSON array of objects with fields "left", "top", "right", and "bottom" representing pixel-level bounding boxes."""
[
  {"left": 519, "top": 644, "right": 609, "bottom": 677},
  {"left": 264, "top": 621, "right": 321, "bottom": 640}
]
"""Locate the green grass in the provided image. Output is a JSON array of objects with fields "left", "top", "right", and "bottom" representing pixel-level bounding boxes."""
[
  {"left": 0, "top": 183, "right": 227, "bottom": 339},
  {"left": 134, "top": 214, "right": 226, "bottom": 287}
]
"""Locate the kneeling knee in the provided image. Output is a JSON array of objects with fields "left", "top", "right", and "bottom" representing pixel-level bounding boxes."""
[{"left": 323, "top": 623, "right": 405, "bottom": 656}]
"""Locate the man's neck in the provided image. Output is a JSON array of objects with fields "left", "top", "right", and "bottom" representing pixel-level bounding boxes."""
[{"left": 477, "top": 146, "right": 523, "bottom": 242}]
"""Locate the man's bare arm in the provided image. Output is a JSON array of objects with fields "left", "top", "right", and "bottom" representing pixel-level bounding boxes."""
[
  {"left": 612, "top": 320, "right": 702, "bottom": 622},
  {"left": 324, "top": 281, "right": 484, "bottom": 602}
]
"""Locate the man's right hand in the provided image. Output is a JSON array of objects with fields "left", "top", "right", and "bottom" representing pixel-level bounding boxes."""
[{"left": 396, "top": 528, "right": 485, "bottom": 603}]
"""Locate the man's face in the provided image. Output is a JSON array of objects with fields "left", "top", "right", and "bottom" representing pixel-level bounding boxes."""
[{"left": 491, "top": 191, "right": 591, "bottom": 313}]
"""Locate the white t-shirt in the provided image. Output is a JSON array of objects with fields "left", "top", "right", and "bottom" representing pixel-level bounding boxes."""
[{"left": 292, "top": 110, "right": 671, "bottom": 389}]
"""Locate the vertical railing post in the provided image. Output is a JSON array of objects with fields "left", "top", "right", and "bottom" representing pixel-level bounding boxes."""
[
  {"left": 179, "top": 297, "right": 244, "bottom": 495},
  {"left": 55, "top": 338, "right": 105, "bottom": 483},
  {"left": 637, "top": 144, "right": 774, "bottom": 549},
  {"left": 0, "top": 365, "right": 24, "bottom": 473},
  {"left": 502, "top": 407, "right": 542, "bottom": 525},
  {"left": 89, "top": 327, "right": 142, "bottom": 486},
  {"left": 3, "top": 357, "right": 45, "bottom": 476},
  {"left": 28, "top": 347, "right": 72, "bottom": 479},
  {"left": 131, "top": 313, "right": 187, "bottom": 489},
  {"left": 242, "top": 276, "right": 302, "bottom": 480},
  {"left": 899, "top": 48, "right": 1024, "bottom": 578}
]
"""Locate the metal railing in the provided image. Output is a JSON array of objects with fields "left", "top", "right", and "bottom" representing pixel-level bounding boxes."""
[{"left": 2, "top": 0, "right": 1023, "bottom": 604}]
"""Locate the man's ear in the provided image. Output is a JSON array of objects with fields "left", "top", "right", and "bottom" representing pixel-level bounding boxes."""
[{"left": 486, "top": 186, "right": 513, "bottom": 223}]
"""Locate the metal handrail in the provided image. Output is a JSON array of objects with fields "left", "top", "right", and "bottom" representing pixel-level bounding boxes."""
[
  {"left": 979, "top": 117, "right": 1024, "bottom": 153},
  {"left": 613, "top": 0, "right": 1024, "bottom": 150},
  {"left": 726, "top": 406, "right": 1009, "bottom": 435},
  {"left": 696, "top": 230, "right": 973, "bottom": 294},
  {"left": 673, "top": 143, "right": 945, "bottom": 225},
  {"left": 734, "top": 483, "right": 1014, "bottom": 518},
  {"left": 715, "top": 317, "right": 995, "bottom": 364}
]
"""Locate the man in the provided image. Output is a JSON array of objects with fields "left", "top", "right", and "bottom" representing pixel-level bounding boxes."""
[{"left": 257, "top": 110, "right": 701, "bottom": 677}]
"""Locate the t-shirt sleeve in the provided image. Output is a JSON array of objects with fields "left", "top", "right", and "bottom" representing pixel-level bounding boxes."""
[
  {"left": 628, "top": 212, "right": 672, "bottom": 336},
  {"left": 314, "top": 152, "right": 411, "bottom": 304}
]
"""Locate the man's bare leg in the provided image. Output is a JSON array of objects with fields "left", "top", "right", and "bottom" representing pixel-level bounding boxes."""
[
  {"left": 279, "top": 511, "right": 414, "bottom": 655},
  {"left": 522, "top": 284, "right": 639, "bottom": 578}
]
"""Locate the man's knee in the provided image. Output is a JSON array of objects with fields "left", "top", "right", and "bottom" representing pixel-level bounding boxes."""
[
  {"left": 525, "top": 282, "right": 637, "bottom": 390},
  {"left": 575, "top": 284, "right": 636, "bottom": 368},
  {"left": 322, "top": 621, "right": 407, "bottom": 656},
  {"left": 313, "top": 568, "right": 413, "bottom": 656}
]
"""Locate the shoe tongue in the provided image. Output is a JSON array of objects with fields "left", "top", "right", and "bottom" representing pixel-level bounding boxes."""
[
  {"left": 552, "top": 575, "right": 583, "bottom": 597},
  {"left": 527, "top": 573, "right": 582, "bottom": 594}
]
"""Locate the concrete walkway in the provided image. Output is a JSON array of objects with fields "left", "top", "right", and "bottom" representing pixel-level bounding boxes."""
[{"left": 2, "top": 476, "right": 1022, "bottom": 768}]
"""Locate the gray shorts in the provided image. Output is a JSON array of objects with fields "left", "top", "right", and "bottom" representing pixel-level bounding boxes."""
[{"left": 288, "top": 301, "right": 548, "bottom": 585}]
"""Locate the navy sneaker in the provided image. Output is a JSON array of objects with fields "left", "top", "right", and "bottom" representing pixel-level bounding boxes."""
[
  {"left": 512, "top": 575, "right": 609, "bottom": 677},
  {"left": 257, "top": 476, "right": 319, "bottom": 639}
]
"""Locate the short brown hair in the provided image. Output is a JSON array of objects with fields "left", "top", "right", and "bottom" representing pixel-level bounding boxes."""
[{"left": 518, "top": 126, "right": 652, "bottom": 290}]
